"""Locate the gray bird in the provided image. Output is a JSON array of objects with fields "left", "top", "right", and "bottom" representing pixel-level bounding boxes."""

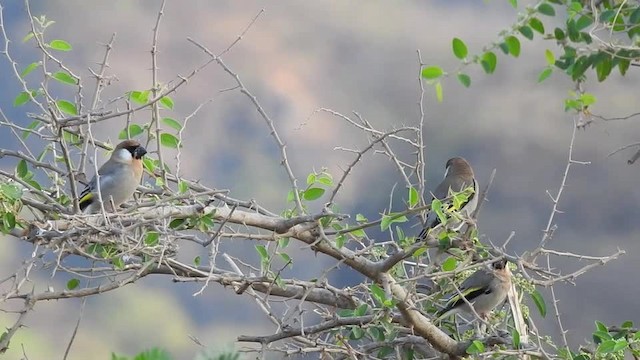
[
  {"left": 78, "top": 140, "right": 147, "bottom": 213},
  {"left": 419, "top": 157, "right": 478, "bottom": 239},
  {"left": 435, "top": 258, "right": 511, "bottom": 322}
]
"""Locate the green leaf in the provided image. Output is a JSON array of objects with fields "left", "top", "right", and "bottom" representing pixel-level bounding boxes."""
[
  {"left": 355, "top": 214, "right": 368, "bottom": 222},
  {"left": 538, "top": 67, "right": 553, "bottom": 83},
  {"left": 597, "top": 339, "right": 617, "bottom": 353},
  {"left": 631, "top": 8, "right": 640, "bottom": 24},
  {"left": 279, "top": 253, "right": 291, "bottom": 264},
  {"left": 505, "top": 36, "right": 520, "bottom": 57},
  {"left": 441, "top": 257, "right": 457, "bottom": 271},
  {"left": 14, "top": 91, "right": 31, "bottom": 107},
  {"left": 408, "top": 186, "right": 419, "bottom": 208},
  {"left": 621, "top": 320, "right": 633, "bottom": 329},
  {"left": 145, "top": 232, "right": 160, "bottom": 246},
  {"left": 142, "top": 157, "right": 156, "bottom": 173},
  {"left": 16, "top": 159, "right": 28, "bottom": 178},
  {"left": 518, "top": 25, "right": 534, "bottom": 40},
  {"left": 335, "top": 234, "right": 346, "bottom": 248},
  {"left": 537, "top": 3, "right": 555, "bottom": 16},
  {"left": 118, "top": 124, "right": 144, "bottom": 139},
  {"left": 160, "top": 133, "right": 180, "bottom": 148},
  {"left": 22, "top": 32, "right": 34, "bottom": 43},
  {"left": 466, "top": 340, "right": 485, "bottom": 354},
  {"left": 431, "top": 198, "right": 447, "bottom": 225},
  {"left": 434, "top": 82, "right": 443, "bottom": 103},
  {"left": 255, "top": 244, "right": 269, "bottom": 261},
  {"left": 369, "top": 284, "right": 387, "bottom": 305},
  {"left": 507, "top": 0, "right": 517, "bottom": 8},
  {"left": 306, "top": 173, "right": 316, "bottom": 185},
  {"left": 129, "top": 90, "right": 150, "bottom": 105},
  {"left": 512, "top": 329, "right": 521, "bottom": 349},
  {"left": 457, "top": 73, "right": 471, "bottom": 88},
  {"left": 480, "top": 51, "right": 497, "bottom": 74},
  {"left": 2, "top": 213, "right": 16, "bottom": 233},
  {"left": 575, "top": 15, "right": 592, "bottom": 31},
  {"left": 317, "top": 173, "right": 333, "bottom": 186},
  {"left": 580, "top": 93, "right": 596, "bottom": 106},
  {"left": 278, "top": 237, "right": 290, "bottom": 248},
  {"left": 49, "top": 39, "right": 72, "bottom": 51},
  {"left": 412, "top": 247, "right": 427, "bottom": 257},
  {"left": 66, "top": 278, "right": 80, "bottom": 290},
  {"left": 178, "top": 180, "right": 189, "bottom": 193},
  {"left": 56, "top": 99, "right": 78, "bottom": 115},
  {"left": 21, "top": 62, "right": 40, "bottom": 77},
  {"left": 377, "top": 347, "right": 394, "bottom": 358},
  {"left": 112, "top": 256, "right": 124, "bottom": 270},
  {"left": 452, "top": 38, "right": 468, "bottom": 59},
  {"left": 193, "top": 256, "right": 201, "bottom": 266},
  {"left": 52, "top": 71, "right": 77, "bottom": 85},
  {"left": 544, "top": 49, "right": 555, "bottom": 65},
  {"left": 22, "top": 120, "right": 40, "bottom": 140},
  {"left": 0, "top": 184, "right": 23, "bottom": 200},
  {"left": 612, "top": 339, "right": 628, "bottom": 352},
  {"left": 421, "top": 66, "right": 444, "bottom": 80},
  {"left": 302, "top": 187, "right": 325, "bottom": 201},
  {"left": 159, "top": 96, "right": 174, "bottom": 109},
  {"left": 350, "top": 326, "right": 364, "bottom": 340},
  {"left": 596, "top": 57, "right": 612, "bottom": 82},
  {"left": 529, "top": 17, "right": 545, "bottom": 34},
  {"left": 355, "top": 303, "right": 368, "bottom": 316},
  {"left": 380, "top": 213, "right": 408, "bottom": 231},
  {"left": 530, "top": 290, "right": 546, "bottom": 317},
  {"left": 595, "top": 320, "right": 608, "bottom": 332}
]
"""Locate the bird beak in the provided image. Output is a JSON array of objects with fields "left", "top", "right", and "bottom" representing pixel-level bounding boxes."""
[{"left": 134, "top": 146, "right": 147, "bottom": 159}]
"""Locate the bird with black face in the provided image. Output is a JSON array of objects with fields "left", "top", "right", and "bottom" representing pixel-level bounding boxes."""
[
  {"left": 78, "top": 140, "right": 147, "bottom": 214},
  {"left": 435, "top": 258, "right": 512, "bottom": 323},
  {"left": 419, "top": 157, "right": 478, "bottom": 240}
]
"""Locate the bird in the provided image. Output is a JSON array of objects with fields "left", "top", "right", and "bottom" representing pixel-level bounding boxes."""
[
  {"left": 434, "top": 258, "right": 511, "bottom": 323},
  {"left": 78, "top": 140, "right": 147, "bottom": 214},
  {"left": 418, "top": 157, "right": 478, "bottom": 239}
]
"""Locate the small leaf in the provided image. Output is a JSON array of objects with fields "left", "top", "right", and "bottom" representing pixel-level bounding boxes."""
[
  {"left": 545, "top": 49, "right": 555, "bottom": 65},
  {"left": 369, "top": 284, "right": 387, "bottom": 305},
  {"left": 505, "top": 36, "right": 521, "bottom": 57},
  {"left": 255, "top": 244, "right": 269, "bottom": 261},
  {"left": 303, "top": 187, "right": 325, "bottom": 201},
  {"left": 480, "top": 51, "right": 497, "bottom": 74},
  {"left": 335, "top": 234, "right": 346, "bottom": 248},
  {"left": 193, "top": 256, "right": 201, "bottom": 266},
  {"left": 129, "top": 90, "right": 150, "bottom": 105},
  {"left": 22, "top": 32, "right": 34, "bottom": 43},
  {"left": 66, "top": 278, "right": 80, "bottom": 290},
  {"left": 118, "top": 124, "right": 144, "bottom": 139},
  {"left": 441, "top": 257, "right": 457, "bottom": 271},
  {"left": 380, "top": 213, "right": 408, "bottom": 231},
  {"left": 0, "top": 184, "right": 23, "bottom": 200},
  {"left": 597, "top": 340, "right": 617, "bottom": 353},
  {"left": 529, "top": 17, "right": 545, "bottom": 34},
  {"left": 530, "top": 290, "right": 547, "bottom": 317},
  {"left": 452, "top": 38, "right": 468, "bottom": 59},
  {"left": 51, "top": 71, "right": 77, "bottom": 85},
  {"left": 512, "top": 329, "right": 521, "bottom": 349},
  {"left": 466, "top": 340, "right": 485, "bottom": 354},
  {"left": 421, "top": 66, "right": 444, "bottom": 80},
  {"left": 178, "top": 181, "right": 189, "bottom": 193},
  {"left": 595, "top": 320, "right": 608, "bottom": 332},
  {"left": 112, "top": 256, "right": 124, "bottom": 269},
  {"left": 145, "top": 231, "right": 160, "bottom": 246},
  {"left": 431, "top": 199, "right": 447, "bottom": 225},
  {"left": 279, "top": 253, "right": 291, "bottom": 264},
  {"left": 160, "top": 96, "right": 174, "bottom": 109},
  {"left": 14, "top": 91, "right": 31, "bottom": 107},
  {"left": 518, "top": 26, "right": 534, "bottom": 40},
  {"left": 457, "top": 73, "right": 471, "bottom": 88},
  {"left": 49, "top": 39, "right": 72, "bottom": 51},
  {"left": 56, "top": 99, "right": 78, "bottom": 115},
  {"left": 537, "top": 3, "right": 556, "bottom": 16},
  {"left": 355, "top": 303, "right": 368, "bottom": 316},
  {"left": 408, "top": 186, "right": 419, "bottom": 207},
  {"left": 356, "top": 214, "right": 368, "bottom": 222},
  {"left": 160, "top": 133, "right": 180, "bottom": 148},
  {"left": 306, "top": 173, "right": 316, "bottom": 185},
  {"left": 16, "top": 160, "right": 28, "bottom": 178},
  {"left": 21, "top": 62, "right": 40, "bottom": 77},
  {"left": 507, "top": 0, "right": 517, "bottom": 8},
  {"left": 538, "top": 67, "right": 553, "bottom": 83},
  {"left": 434, "top": 82, "right": 443, "bottom": 103}
]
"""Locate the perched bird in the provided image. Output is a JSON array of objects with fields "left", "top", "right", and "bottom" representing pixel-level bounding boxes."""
[
  {"left": 419, "top": 157, "right": 478, "bottom": 239},
  {"left": 78, "top": 140, "right": 147, "bottom": 213},
  {"left": 435, "top": 258, "right": 511, "bottom": 322}
]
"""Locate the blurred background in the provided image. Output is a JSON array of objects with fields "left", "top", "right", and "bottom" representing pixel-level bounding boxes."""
[{"left": 1, "top": 1, "right": 639, "bottom": 358}]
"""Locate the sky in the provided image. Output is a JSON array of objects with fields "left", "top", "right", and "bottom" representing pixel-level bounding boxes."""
[{"left": 1, "top": 1, "right": 640, "bottom": 359}]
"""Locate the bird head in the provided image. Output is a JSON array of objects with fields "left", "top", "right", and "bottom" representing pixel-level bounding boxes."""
[
  {"left": 114, "top": 140, "right": 147, "bottom": 161},
  {"left": 445, "top": 157, "right": 474, "bottom": 178}
]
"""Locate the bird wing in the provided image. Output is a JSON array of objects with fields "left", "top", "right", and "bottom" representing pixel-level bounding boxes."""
[
  {"left": 437, "top": 268, "right": 494, "bottom": 316},
  {"left": 78, "top": 161, "right": 121, "bottom": 210}
]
